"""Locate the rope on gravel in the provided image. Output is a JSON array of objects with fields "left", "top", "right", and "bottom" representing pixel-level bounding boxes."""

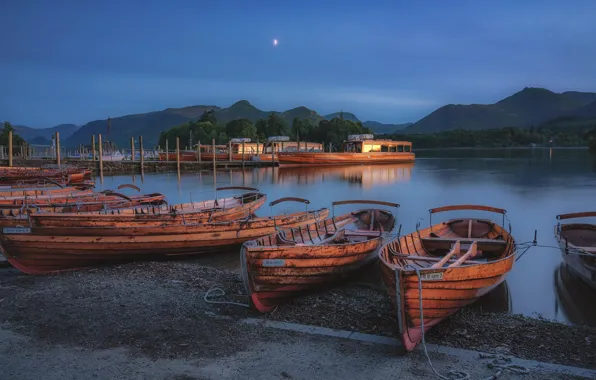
[
  {"left": 204, "top": 286, "right": 250, "bottom": 308},
  {"left": 406, "top": 265, "right": 531, "bottom": 380}
]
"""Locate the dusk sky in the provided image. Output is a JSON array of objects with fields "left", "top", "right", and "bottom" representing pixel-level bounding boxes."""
[{"left": 2, "top": 0, "right": 596, "bottom": 128}]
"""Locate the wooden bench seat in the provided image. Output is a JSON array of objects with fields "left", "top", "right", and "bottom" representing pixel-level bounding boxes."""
[{"left": 421, "top": 236, "right": 507, "bottom": 253}]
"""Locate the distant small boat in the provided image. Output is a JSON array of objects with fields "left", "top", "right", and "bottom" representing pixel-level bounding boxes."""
[
  {"left": 379, "top": 204, "right": 517, "bottom": 352},
  {"left": 241, "top": 199, "right": 399, "bottom": 312},
  {"left": 555, "top": 212, "right": 596, "bottom": 290},
  {"left": 101, "top": 151, "right": 124, "bottom": 161}
]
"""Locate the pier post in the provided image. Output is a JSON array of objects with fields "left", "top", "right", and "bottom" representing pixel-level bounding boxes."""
[
  {"left": 98, "top": 134, "right": 104, "bottom": 177},
  {"left": 176, "top": 137, "right": 181, "bottom": 175},
  {"left": 271, "top": 142, "right": 275, "bottom": 165},
  {"left": 198, "top": 141, "right": 201, "bottom": 163},
  {"left": 139, "top": 135, "right": 144, "bottom": 173},
  {"left": 165, "top": 140, "right": 169, "bottom": 162},
  {"left": 212, "top": 138, "right": 217, "bottom": 186},
  {"left": 92, "top": 135, "right": 96, "bottom": 161},
  {"left": 8, "top": 131, "right": 12, "bottom": 167},
  {"left": 131, "top": 137, "right": 135, "bottom": 162},
  {"left": 228, "top": 141, "right": 232, "bottom": 161},
  {"left": 56, "top": 132, "right": 61, "bottom": 167},
  {"left": 242, "top": 141, "right": 245, "bottom": 167}
]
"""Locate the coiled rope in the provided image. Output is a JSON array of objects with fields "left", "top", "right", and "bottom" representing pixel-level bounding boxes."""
[
  {"left": 203, "top": 286, "right": 249, "bottom": 308},
  {"left": 406, "top": 265, "right": 530, "bottom": 380}
]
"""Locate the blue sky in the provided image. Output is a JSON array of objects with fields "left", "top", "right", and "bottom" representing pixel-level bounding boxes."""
[{"left": 1, "top": 0, "right": 596, "bottom": 127}]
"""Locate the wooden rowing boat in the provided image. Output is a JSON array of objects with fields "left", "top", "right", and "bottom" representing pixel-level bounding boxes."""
[
  {"left": 0, "top": 191, "right": 166, "bottom": 209},
  {"left": 555, "top": 212, "right": 596, "bottom": 290},
  {"left": 379, "top": 204, "right": 516, "bottom": 352},
  {"left": 0, "top": 199, "right": 329, "bottom": 274},
  {"left": 242, "top": 199, "right": 399, "bottom": 312},
  {"left": 29, "top": 187, "right": 266, "bottom": 227}
]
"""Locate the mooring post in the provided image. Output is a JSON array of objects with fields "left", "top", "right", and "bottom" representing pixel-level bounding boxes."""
[
  {"left": 271, "top": 142, "right": 275, "bottom": 165},
  {"left": 176, "top": 137, "right": 181, "bottom": 175},
  {"left": 98, "top": 134, "right": 104, "bottom": 177},
  {"left": 228, "top": 141, "right": 232, "bottom": 161},
  {"left": 131, "top": 137, "right": 135, "bottom": 162},
  {"left": 198, "top": 141, "right": 201, "bottom": 163},
  {"left": 139, "top": 135, "right": 144, "bottom": 173},
  {"left": 56, "top": 132, "right": 61, "bottom": 167},
  {"left": 242, "top": 141, "right": 245, "bottom": 167},
  {"left": 165, "top": 140, "right": 169, "bottom": 162},
  {"left": 8, "top": 130, "right": 12, "bottom": 167},
  {"left": 92, "top": 135, "right": 96, "bottom": 161},
  {"left": 212, "top": 138, "right": 217, "bottom": 186}
]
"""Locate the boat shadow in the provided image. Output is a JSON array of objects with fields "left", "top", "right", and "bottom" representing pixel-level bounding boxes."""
[{"left": 554, "top": 262, "right": 596, "bottom": 327}]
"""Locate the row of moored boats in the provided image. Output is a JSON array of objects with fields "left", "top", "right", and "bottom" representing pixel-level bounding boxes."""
[{"left": 0, "top": 166, "right": 594, "bottom": 352}]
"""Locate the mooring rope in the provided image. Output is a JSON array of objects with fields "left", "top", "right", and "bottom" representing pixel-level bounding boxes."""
[
  {"left": 203, "top": 286, "right": 250, "bottom": 308},
  {"left": 406, "top": 265, "right": 531, "bottom": 380}
]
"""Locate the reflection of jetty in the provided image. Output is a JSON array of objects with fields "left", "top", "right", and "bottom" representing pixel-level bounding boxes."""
[{"left": 277, "top": 163, "right": 414, "bottom": 188}]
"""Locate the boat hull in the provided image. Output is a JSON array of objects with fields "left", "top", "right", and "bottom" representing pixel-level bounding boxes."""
[
  {"left": 277, "top": 152, "right": 415, "bottom": 166},
  {"left": 30, "top": 193, "right": 267, "bottom": 227},
  {"left": 0, "top": 208, "right": 329, "bottom": 274},
  {"left": 557, "top": 240, "right": 596, "bottom": 291},
  {"left": 379, "top": 216, "right": 516, "bottom": 352}
]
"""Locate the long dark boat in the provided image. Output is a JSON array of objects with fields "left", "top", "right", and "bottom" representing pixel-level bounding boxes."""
[
  {"left": 241, "top": 199, "right": 398, "bottom": 312},
  {"left": 379, "top": 205, "right": 517, "bottom": 352},
  {"left": 555, "top": 211, "right": 596, "bottom": 290}
]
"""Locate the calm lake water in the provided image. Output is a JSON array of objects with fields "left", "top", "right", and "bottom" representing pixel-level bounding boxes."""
[{"left": 97, "top": 148, "right": 596, "bottom": 326}]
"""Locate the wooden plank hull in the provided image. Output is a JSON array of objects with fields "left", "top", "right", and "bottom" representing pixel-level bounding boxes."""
[
  {"left": 0, "top": 208, "right": 330, "bottom": 274},
  {"left": 277, "top": 152, "right": 415, "bottom": 166},
  {"left": 555, "top": 224, "right": 596, "bottom": 291},
  {"left": 29, "top": 193, "right": 267, "bottom": 227},
  {"left": 242, "top": 209, "right": 397, "bottom": 312},
  {"left": 379, "top": 216, "right": 516, "bottom": 352}
]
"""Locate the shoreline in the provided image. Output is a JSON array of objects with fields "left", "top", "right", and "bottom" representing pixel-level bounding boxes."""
[{"left": 0, "top": 259, "right": 593, "bottom": 372}]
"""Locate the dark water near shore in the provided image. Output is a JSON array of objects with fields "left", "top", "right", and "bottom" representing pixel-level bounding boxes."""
[{"left": 97, "top": 147, "right": 596, "bottom": 326}]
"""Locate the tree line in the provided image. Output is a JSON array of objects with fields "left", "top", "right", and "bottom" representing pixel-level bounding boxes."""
[
  {"left": 157, "top": 111, "right": 372, "bottom": 149},
  {"left": 386, "top": 123, "right": 596, "bottom": 152}
]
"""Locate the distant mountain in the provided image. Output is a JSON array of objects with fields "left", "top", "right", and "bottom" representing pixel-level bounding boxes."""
[
  {"left": 63, "top": 105, "right": 219, "bottom": 148},
  {"left": 324, "top": 112, "right": 360, "bottom": 122},
  {"left": 406, "top": 87, "right": 596, "bottom": 133},
  {"left": 363, "top": 121, "right": 413, "bottom": 134},
  {"left": 13, "top": 123, "right": 80, "bottom": 143},
  {"left": 63, "top": 101, "right": 327, "bottom": 148}
]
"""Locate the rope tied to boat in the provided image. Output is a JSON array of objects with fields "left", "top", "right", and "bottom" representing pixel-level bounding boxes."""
[
  {"left": 405, "top": 265, "right": 531, "bottom": 380},
  {"left": 203, "top": 286, "right": 249, "bottom": 308}
]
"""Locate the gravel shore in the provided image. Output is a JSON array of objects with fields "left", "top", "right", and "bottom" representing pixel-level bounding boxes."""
[{"left": 0, "top": 258, "right": 594, "bottom": 376}]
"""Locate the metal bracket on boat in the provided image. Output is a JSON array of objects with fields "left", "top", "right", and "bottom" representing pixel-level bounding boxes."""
[
  {"left": 331, "top": 200, "right": 400, "bottom": 217},
  {"left": 428, "top": 204, "right": 508, "bottom": 232}
]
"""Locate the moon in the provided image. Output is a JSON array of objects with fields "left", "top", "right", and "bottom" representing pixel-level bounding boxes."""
[{"left": 273, "top": 39, "right": 278, "bottom": 46}]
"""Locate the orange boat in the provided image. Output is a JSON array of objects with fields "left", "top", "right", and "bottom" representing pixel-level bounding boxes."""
[
  {"left": 555, "top": 212, "right": 596, "bottom": 290},
  {"left": 30, "top": 187, "right": 266, "bottom": 227},
  {"left": 0, "top": 198, "right": 329, "bottom": 274},
  {"left": 278, "top": 134, "right": 415, "bottom": 166},
  {"left": 379, "top": 205, "right": 516, "bottom": 352},
  {"left": 242, "top": 199, "right": 399, "bottom": 312}
]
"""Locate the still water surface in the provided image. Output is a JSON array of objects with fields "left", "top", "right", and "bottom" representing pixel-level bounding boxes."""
[{"left": 97, "top": 148, "right": 596, "bottom": 326}]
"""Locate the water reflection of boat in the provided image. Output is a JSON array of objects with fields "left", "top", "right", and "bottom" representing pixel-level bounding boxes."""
[
  {"left": 554, "top": 263, "right": 596, "bottom": 327},
  {"left": 277, "top": 163, "right": 414, "bottom": 188},
  {"left": 469, "top": 281, "right": 512, "bottom": 313}
]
